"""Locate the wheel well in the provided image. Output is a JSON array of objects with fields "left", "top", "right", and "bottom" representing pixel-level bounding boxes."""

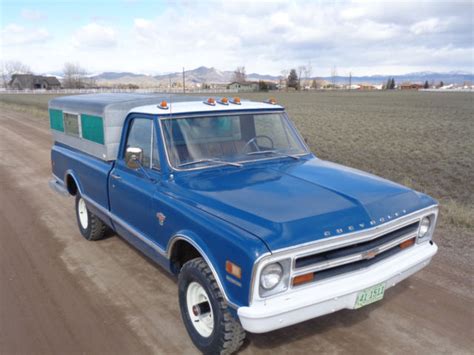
[
  {"left": 66, "top": 175, "right": 78, "bottom": 196},
  {"left": 170, "top": 240, "right": 202, "bottom": 274}
]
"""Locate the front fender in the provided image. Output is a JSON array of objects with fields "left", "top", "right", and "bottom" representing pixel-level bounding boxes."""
[{"left": 167, "top": 224, "right": 269, "bottom": 309}]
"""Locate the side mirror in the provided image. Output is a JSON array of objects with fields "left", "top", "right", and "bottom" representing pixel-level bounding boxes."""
[{"left": 125, "top": 147, "right": 143, "bottom": 170}]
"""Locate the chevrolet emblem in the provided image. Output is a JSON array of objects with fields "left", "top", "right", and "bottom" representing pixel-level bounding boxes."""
[{"left": 364, "top": 249, "right": 378, "bottom": 259}]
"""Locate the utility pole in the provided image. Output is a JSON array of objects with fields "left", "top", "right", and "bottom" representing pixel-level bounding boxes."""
[
  {"left": 349, "top": 72, "right": 352, "bottom": 90},
  {"left": 182, "top": 67, "right": 185, "bottom": 93}
]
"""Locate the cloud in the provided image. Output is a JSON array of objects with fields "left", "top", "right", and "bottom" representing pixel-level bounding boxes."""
[
  {"left": 21, "top": 9, "right": 46, "bottom": 21},
  {"left": 73, "top": 23, "right": 117, "bottom": 48},
  {"left": 2, "top": 0, "right": 473, "bottom": 75},
  {"left": 1, "top": 24, "right": 50, "bottom": 45},
  {"left": 410, "top": 18, "right": 447, "bottom": 35}
]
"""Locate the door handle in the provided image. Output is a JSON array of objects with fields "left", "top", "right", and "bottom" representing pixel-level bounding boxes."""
[{"left": 111, "top": 173, "right": 121, "bottom": 180}]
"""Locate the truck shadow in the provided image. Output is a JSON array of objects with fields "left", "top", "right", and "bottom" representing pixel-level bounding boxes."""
[{"left": 242, "top": 280, "right": 411, "bottom": 352}]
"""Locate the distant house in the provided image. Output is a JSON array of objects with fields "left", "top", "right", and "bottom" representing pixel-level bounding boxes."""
[
  {"left": 8, "top": 74, "right": 61, "bottom": 90},
  {"left": 358, "top": 84, "right": 376, "bottom": 90},
  {"left": 400, "top": 83, "right": 424, "bottom": 90},
  {"left": 227, "top": 81, "right": 259, "bottom": 92}
]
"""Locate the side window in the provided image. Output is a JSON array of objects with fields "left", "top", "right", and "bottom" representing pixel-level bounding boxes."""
[
  {"left": 64, "top": 113, "right": 80, "bottom": 137},
  {"left": 126, "top": 118, "right": 152, "bottom": 168}
]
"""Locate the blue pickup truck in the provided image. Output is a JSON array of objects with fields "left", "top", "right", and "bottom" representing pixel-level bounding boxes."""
[{"left": 49, "top": 93, "right": 438, "bottom": 354}]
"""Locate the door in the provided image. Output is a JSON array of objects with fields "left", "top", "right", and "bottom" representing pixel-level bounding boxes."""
[{"left": 109, "top": 117, "right": 164, "bottom": 252}]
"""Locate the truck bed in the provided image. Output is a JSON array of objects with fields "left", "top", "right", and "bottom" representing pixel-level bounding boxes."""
[{"left": 52, "top": 142, "right": 114, "bottom": 226}]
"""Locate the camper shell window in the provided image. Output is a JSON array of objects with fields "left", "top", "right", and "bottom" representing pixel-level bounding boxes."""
[{"left": 63, "top": 113, "right": 81, "bottom": 137}]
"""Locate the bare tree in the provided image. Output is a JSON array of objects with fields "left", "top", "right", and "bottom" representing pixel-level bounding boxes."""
[
  {"left": 303, "top": 62, "right": 312, "bottom": 89},
  {"left": 63, "top": 62, "right": 87, "bottom": 89},
  {"left": 1, "top": 60, "right": 31, "bottom": 88},
  {"left": 331, "top": 65, "right": 337, "bottom": 88},
  {"left": 280, "top": 69, "right": 289, "bottom": 91},
  {"left": 297, "top": 65, "right": 306, "bottom": 91},
  {"left": 232, "top": 66, "right": 246, "bottom": 83}
]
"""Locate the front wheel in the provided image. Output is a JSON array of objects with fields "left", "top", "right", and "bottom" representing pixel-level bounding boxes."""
[
  {"left": 178, "top": 258, "right": 245, "bottom": 354},
  {"left": 75, "top": 195, "right": 106, "bottom": 241}
]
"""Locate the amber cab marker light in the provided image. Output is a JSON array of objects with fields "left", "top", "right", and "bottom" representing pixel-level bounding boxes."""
[
  {"left": 292, "top": 273, "right": 314, "bottom": 286},
  {"left": 268, "top": 98, "right": 277, "bottom": 105},
  {"left": 220, "top": 97, "right": 229, "bottom": 105},
  {"left": 225, "top": 260, "right": 242, "bottom": 279},
  {"left": 158, "top": 100, "right": 168, "bottom": 109},
  {"left": 232, "top": 97, "right": 241, "bottom": 105},
  {"left": 207, "top": 97, "right": 216, "bottom": 105},
  {"left": 400, "top": 238, "right": 415, "bottom": 249}
]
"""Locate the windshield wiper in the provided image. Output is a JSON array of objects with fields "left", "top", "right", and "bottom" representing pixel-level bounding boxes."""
[
  {"left": 178, "top": 158, "right": 243, "bottom": 168},
  {"left": 246, "top": 150, "right": 301, "bottom": 160}
]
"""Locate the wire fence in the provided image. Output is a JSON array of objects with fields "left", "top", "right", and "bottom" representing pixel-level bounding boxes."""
[{"left": 0, "top": 88, "right": 242, "bottom": 95}]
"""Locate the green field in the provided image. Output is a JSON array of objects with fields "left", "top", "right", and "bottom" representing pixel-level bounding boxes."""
[{"left": 1, "top": 91, "right": 473, "bottom": 232}]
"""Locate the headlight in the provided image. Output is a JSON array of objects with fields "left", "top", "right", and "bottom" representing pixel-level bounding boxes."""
[
  {"left": 260, "top": 263, "right": 283, "bottom": 290},
  {"left": 418, "top": 216, "right": 431, "bottom": 239},
  {"left": 258, "top": 259, "right": 291, "bottom": 297}
]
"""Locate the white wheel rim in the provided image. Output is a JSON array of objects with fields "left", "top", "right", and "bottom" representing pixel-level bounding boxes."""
[
  {"left": 186, "top": 281, "right": 214, "bottom": 337},
  {"left": 78, "top": 198, "right": 89, "bottom": 229}
]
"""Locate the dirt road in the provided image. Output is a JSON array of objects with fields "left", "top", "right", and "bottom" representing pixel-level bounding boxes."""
[{"left": 0, "top": 107, "right": 472, "bottom": 354}]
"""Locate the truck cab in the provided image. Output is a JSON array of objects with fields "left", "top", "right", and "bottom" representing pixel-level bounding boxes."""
[{"left": 49, "top": 94, "right": 438, "bottom": 354}]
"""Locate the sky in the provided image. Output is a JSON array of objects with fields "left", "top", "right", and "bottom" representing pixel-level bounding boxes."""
[{"left": 1, "top": 0, "right": 473, "bottom": 76}]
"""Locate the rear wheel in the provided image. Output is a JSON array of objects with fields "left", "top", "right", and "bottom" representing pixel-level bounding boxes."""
[
  {"left": 75, "top": 195, "right": 106, "bottom": 241},
  {"left": 178, "top": 258, "right": 245, "bottom": 354}
]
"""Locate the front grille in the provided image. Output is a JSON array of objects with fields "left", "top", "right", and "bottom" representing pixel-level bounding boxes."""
[{"left": 292, "top": 221, "right": 419, "bottom": 286}]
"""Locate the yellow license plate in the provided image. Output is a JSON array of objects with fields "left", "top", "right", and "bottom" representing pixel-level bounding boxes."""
[{"left": 354, "top": 283, "right": 385, "bottom": 309}]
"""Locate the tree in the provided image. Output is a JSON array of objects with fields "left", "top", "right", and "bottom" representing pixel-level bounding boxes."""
[
  {"left": 297, "top": 65, "right": 305, "bottom": 91},
  {"left": 258, "top": 80, "right": 269, "bottom": 91},
  {"left": 390, "top": 78, "right": 396, "bottom": 89},
  {"left": 303, "top": 62, "right": 312, "bottom": 89},
  {"left": 311, "top": 79, "right": 318, "bottom": 89},
  {"left": 63, "top": 62, "right": 87, "bottom": 89},
  {"left": 424, "top": 80, "right": 429, "bottom": 89},
  {"left": 232, "top": 66, "right": 246, "bottom": 83},
  {"left": 439, "top": 81, "right": 444, "bottom": 87},
  {"left": 280, "top": 69, "right": 289, "bottom": 91},
  {"left": 331, "top": 65, "right": 337, "bottom": 87},
  {"left": 287, "top": 69, "right": 299, "bottom": 90},
  {"left": 1, "top": 60, "right": 31, "bottom": 88}
]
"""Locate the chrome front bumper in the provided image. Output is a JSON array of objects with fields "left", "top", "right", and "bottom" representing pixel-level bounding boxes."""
[{"left": 238, "top": 241, "right": 437, "bottom": 333}]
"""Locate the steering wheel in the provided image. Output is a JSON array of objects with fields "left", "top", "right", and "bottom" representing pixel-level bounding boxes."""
[{"left": 240, "top": 135, "right": 274, "bottom": 154}]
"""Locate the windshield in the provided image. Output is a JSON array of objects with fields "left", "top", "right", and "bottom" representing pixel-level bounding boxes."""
[{"left": 162, "top": 112, "right": 308, "bottom": 169}]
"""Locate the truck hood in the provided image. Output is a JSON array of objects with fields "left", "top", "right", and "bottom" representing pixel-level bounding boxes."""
[{"left": 171, "top": 158, "right": 436, "bottom": 251}]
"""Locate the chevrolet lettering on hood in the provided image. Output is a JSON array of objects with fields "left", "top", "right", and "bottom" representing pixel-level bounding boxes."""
[{"left": 49, "top": 94, "right": 438, "bottom": 354}]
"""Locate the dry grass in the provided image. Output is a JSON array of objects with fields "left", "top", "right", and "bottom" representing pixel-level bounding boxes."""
[{"left": 1, "top": 91, "right": 473, "bottom": 230}]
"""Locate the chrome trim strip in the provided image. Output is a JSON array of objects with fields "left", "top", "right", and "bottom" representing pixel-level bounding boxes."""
[
  {"left": 277, "top": 205, "right": 438, "bottom": 257},
  {"left": 292, "top": 232, "right": 417, "bottom": 276},
  {"left": 167, "top": 235, "right": 238, "bottom": 309}
]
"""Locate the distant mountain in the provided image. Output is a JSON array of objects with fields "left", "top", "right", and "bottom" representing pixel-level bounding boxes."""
[
  {"left": 154, "top": 66, "right": 234, "bottom": 84},
  {"left": 247, "top": 73, "right": 280, "bottom": 81},
  {"left": 319, "top": 72, "right": 474, "bottom": 85},
  {"left": 93, "top": 72, "right": 145, "bottom": 80},
  {"left": 83, "top": 67, "right": 473, "bottom": 86}
]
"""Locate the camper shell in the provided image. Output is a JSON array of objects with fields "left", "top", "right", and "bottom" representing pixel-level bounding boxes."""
[{"left": 48, "top": 93, "right": 204, "bottom": 161}]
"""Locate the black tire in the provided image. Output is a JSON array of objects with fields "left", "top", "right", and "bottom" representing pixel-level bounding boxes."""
[
  {"left": 75, "top": 194, "right": 106, "bottom": 241},
  {"left": 178, "top": 258, "right": 246, "bottom": 354}
]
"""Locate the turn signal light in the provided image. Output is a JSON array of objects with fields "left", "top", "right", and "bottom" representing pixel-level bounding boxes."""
[
  {"left": 231, "top": 97, "right": 241, "bottom": 105},
  {"left": 158, "top": 100, "right": 168, "bottom": 109},
  {"left": 205, "top": 97, "right": 216, "bottom": 106},
  {"left": 226, "top": 260, "right": 242, "bottom": 279},
  {"left": 400, "top": 238, "right": 415, "bottom": 249},
  {"left": 292, "top": 273, "right": 314, "bottom": 286}
]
